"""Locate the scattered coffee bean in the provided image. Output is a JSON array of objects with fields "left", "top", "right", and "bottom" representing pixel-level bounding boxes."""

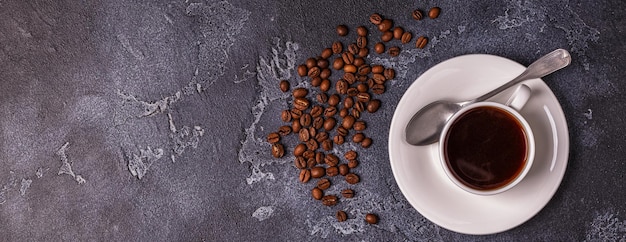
[
  {"left": 306, "top": 139, "right": 318, "bottom": 150},
  {"left": 312, "top": 187, "right": 323, "bottom": 200},
  {"left": 339, "top": 108, "right": 349, "bottom": 118},
  {"left": 328, "top": 94, "right": 340, "bottom": 106},
  {"left": 326, "top": 166, "right": 339, "bottom": 176},
  {"left": 342, "top": 115, "right": 356, "bottom": 129},
  {"left": 279, "top": 80, "right": 290, "bottom": 92},
  {"left": 303, "top": 150, "right": 315, "bottom": 159},
  {"left": 317, "top": 59, "right": 329, "bottom": 69},
  {"left": 377, "top": 19, "right": 393, "bottom": 32},
  {"left": 294, "top": 143, "right": 307, "bottom": 156},
  {"left": 392, "top": 27, "right": 404, "bottom": 40},
  {"left": 358, "top": 47, "right": 369, "bottom": 58},
  {"left": 336, "top": 25, "right": 349, "bottom": 36},
  {"left": 357, "top": 65, "right": 371, "bottom": 76},
  {"left": 336, "top": 126, "right": 348, "bottom": 136},
  {"left": 310, "top": 105, "right": 323, "bottom": 118},
  {"left": 315, "top": 152, "right": 325, "bottom": 164},
  {"left": 322, "top": 195, "right": 338, "bottom": 206},
  {"left": 341, "top": 189, "right": 355, "bottom": 198},
  {"left": 361, "top": 137, "right": 373, "bottom": 148},
  {"left": 267, "top": 132, "right": 280, "bottom": 144},
  {"left": 343, "top": 96, "right": 354, "bottom": 109},
  {"left": 320, "top": 68, "right": 331, "bottom": 79},
  {"left": 297, "top": 64, "right": 307, "bottom": 77},
  {"left": 371, "top": 65, "right": 384, "bottom": 74},
  {"left": 351, "top": 109, "right": 361, "bottom": 119},
  {"left": 336, "top": 210, "right": 348, "bottom": 222},
  {"left": 369, "top": 13, "right": 383, "bottom": 25},
  {"left": 371, "top": 84, "right": 385, "bottom": 94},
  {"left": 294, "top": 97, "right": 310, "bottom": 111},
  {"left": 316, "top": 93, "right": 328, "bottom": 104},
  {"left": 336, "top": 79, "right": 348, "bottom": 94},
  {"left": 401, "top": 32, "right": 412, "bottom": 44},
  {"left": 343, "top": 64, "right": 357, "bottom": 74},
  {"left": 307, "top": 66, "right": 320, "bottom": 78},
  {"left": 325, "top": 154, "right": 339, "bottom": 167},
  {"left": 388, "top": 46, "right": 400, "bottom": 57},
  {"left": 357, "top": 83, "right": 368, "bottom": 93},
  {"left": 332, "top": 57, "right": 344, "bottom": 70},
  {"left": 332, "top": 41, "right": 343, "bottom": 54},
  {"left": 339, "top": 164, "right": 350, "bottom": 176},
  {"left": 271, "top": 143, "right": 284, "bottom": 158},
  {"left": 300, "top": 113, "right": 312, "bottom": 127},
  {"left": 384, "top": 68, "right": 395, "bottom": 80},
  {"left": 321, "top": 48, "right": 333, "bottom": 59},
  {"left": 320, "top": 79, "right": 331, "bottom": 92},
  {"left": 341, "top": 52, "right": 354, "bottom": 65},
  {"left": 323, "top": 117, "right": 336, "bottom": 131},
  {"left": 292, "top": 119, "right": 301, "bottom": 133},
  {"left": 346, "top": 173, "right": 360, "bottom": 184},
  {"left": 416, "top": 36, "right": 428, "bottom": 49},
  {"left": 352, "top": 132, "right": 365, "bottom": 143},
  {"left": 299, "top": 169, "right": 311, "bottom": 183},
  {"left": 356, "top": 36, "right": 367, "bottom": 49},
  {"left": 299, "top": 128, "right": 310, "bottom": 142},
  {"left": 311, "top": 166, "right": 325, "bottom": 178},
  {"left": 354, "top": 121, "right": 366, "bottom": 131},
  {"left": 345, "top": 150, "right": 358, "bottom": 160},
  {"left": 305, "top": 58, "right": 317, "bottom": 68},
  {"left": 381, "top": 31, "right": 393, "bottom": 42},
  {"left": 313, "top": 116, "right": 324, "bottom": 129},
  {"left": 317, "top": 178, "right": 331, "bottom": 190},
  {"left": 278, "top": 125, "right": 292, "bottom": 136},
  {"left": 321, "top": 139, "right": 333, "bottom": 151},
  {"left": 356, "top": 92, "right": 370, "bottom": 103},
  {"left": 290, "top": 108, "right": 303, "bottom": 119},
  {"left": 429, "top": 7, "right": 441, "bottom": 19},
  {"left": 347, "top": 43, "right": 359, "bottom": 55},
  {"left": 356, "top": 26, "right": 368, "bottom": 37},
  {"left": 315, "top": 131, "right": 329, "bottom": 143},
  {"left": 374, "top": 42, "right": 385, "bottom": 54},
  {"left": 333, "top": 135, "right": 345, "bottom": 145},
  {"left": 365, "top": 213, "right": 379, "bottom": 224},
  {"left": 412, "top": 9, "right": 423, "bottom": 20},
  {"left": 348, "top": 159, "right": 359, "bottom": 168},
  {"left": 281, "top": 110, "right": 292, "bottom": 122},
  {"left": 294, "top": 156, "right": 306, "bottom": 169},
  {"left": 310, "top": 77, "right": 322, "bottom": 87},
  {"left": 306, "top": 157, "right": 316, "bottom": 168}
]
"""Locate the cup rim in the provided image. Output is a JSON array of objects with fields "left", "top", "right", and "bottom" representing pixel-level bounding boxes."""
[{"left": 439, "top": 101, "right": 535, "bottom": 196}]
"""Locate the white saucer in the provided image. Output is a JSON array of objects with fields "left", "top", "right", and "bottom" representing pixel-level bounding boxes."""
[{"left": 388, "top": 54, "right": 569, "bottom": 235}]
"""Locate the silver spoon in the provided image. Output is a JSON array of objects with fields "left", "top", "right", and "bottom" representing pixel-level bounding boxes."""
[{"left": 405, "top": 49, "right": 571, "bottom": 146}]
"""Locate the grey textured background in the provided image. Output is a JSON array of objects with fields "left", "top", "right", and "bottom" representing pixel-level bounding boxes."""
[{"left": 1, "top": 0, "right": 625, "bottom": 241}]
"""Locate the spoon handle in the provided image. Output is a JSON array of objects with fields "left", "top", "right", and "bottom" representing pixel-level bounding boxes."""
[{"left": 474, "top": 49, "right": 571, "bottom": 103}]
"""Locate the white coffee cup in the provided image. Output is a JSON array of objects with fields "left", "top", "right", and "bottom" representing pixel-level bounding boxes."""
[{"left": 439, "top": 84, "right": 535, "bottom": 195}]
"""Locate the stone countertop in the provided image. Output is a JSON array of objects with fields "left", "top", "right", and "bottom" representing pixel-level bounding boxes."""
[{"left": 1, "top": 0, "right": 624, "bottom": 241}]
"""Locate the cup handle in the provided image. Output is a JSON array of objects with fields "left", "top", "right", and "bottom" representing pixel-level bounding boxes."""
[{"left": 505, "top": 84, "right": 531, "bottom": 111}]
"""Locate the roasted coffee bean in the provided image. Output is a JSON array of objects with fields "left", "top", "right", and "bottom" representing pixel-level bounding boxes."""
[
  {"left": 292, "top": 119, "right": 302, "bottom": 133},
  {"left": 343, "top": 96, "right": 354, "bottom": 109},
  {"left": 303, "top": 150, "right": 315, "bottom": 159},
  {"left": 332, "top": 57, "right": 344, "bottom": 70},
  {"left": 333, "top": 135, "right": 345, "bottom": 145},
  {"left": 365, "top": 214, "right": 379, "bottom": 224},
  {"left": 348, "top": 159, "right": 359, "bottom": 168},
  {"left": 341, "top": 52, "right": 354, "bottom": 64},
  {"left": 306, "top": 157, "right": 316, "bottom": 168},
  {"left": 307, "top": 66, "right": 320, "bottom": 78},
  {"left": 341, "top": 189, "right": 355, "bottom": 198},
  {"left": 328, "top": 94, "right": 340, "bottom": 106},
  {"left": 357, "top": 83, "right": 368, "bottom": 93},
  {"left": 279, "top": 80, "right": 290, "bottom": 92},
  {"left": 308, "top": 126, "right": 316, "bottom": 137},
  {"left": 356, "top": 26, "right": 368, "bottom": 37},
  {"left": 336, "top": 210, "right": 348, "bottom": 222},
  {"left": 347, "top": 87, "right": 359, "bottom": 97},
  {"left": 358, "top": 47, "right": 369, "bottom": 58},
  {"left": 372, "top": 73, "right": 386, "bottom": 84},
  {"left": 361, "top": 137, "right": 373, "bottom": 148},
  {"left": 401, "top": 32, "right": 412, "bottom": 44},
  {"left": 320, "top": 79, "right": 331, "bottom": 92},
  {"left": 354, "top": 121, "right": 366, "bottom": 131},
  {"left": 311, "top": 76, "right": 322, "bottom": 87},
  {"left": 281, "top": 110, "right": 292, "bottom": 122},
  {"left": 343, "top": 73, "right": 357, "bottom": 84},
  {"left": 377, "top": 19, "right": 393, "bottom": 32},
  {"left": 429, "top": 7, "right": 441, "bottom": 19},
  {"left": 369, "top": 13, "right": 383, "bottom": 25},
  {"left": 388, "top": 46, "right": 400, "bottom": 57},
  {"left": 357, "top": 65, "right": 371, "bottom": 76},
  {"left": 336, "top": 25, "right": 348, "bottom": 36},
  {"left": 315, "top": 131, "right": 329, "bottom": 142},
  {"left": 312, "top": 187, "right": 323, "bottom": 200},
  {"left": 294, "top": 143, "right": 307, "bottom": 156},
  {"left": 357, "top": 36, "right": 367, "bottom": 48},
  {"left": 317, "top": 178, "right": 331, "bottom": 190},
  {"left": 291, "top": 87, "right": 309, "bottom": 98},
  {"left": 278, "top": 125, "right": 292, "bottom": 136},
  {"left": 311, "top": 166, "right": 325, "bottom": 178},
  {"left": 393, "top": 27, "right": 404, "bottom": 39},
  {"left": 374, "top": 42, "right": 385, "bottom": 54},
  {"left": 315, "top": 152, "right": 325, "bottom": 164},
  {"left": 316, "top": 93, "right": 328, "bottom": 104},
  {"left": 294, "top": 156, "right": 306, "bottom": 169},
  {"left": 339, "top": 164, "right": 350, "bottom": 176},
  {"left": 267, "top": 132, "right": 280, "bottom": 144},
  {"left": 367, "top": 99, "right": 381, "bottom": 113},
  {"left": 324, "top": 106, "right": 337, "bottom": 117},
  {"left": 325, "top": 154, "right": 339, "bottom": 167},
  {"left": 337, "top": 126, "right": 348, "bottom": 137},
  {"left": 352, "top": 132, "right": 365, "bottom": 143},
  {"left": 320, "top": 68, "right": 331, "bottom": 79},
  {"left": 299, "top": 128, "right": 310, "bottom": 142},
  {"left": 342, "top": 115, "right": 356, "bottom": 129},
  {"left": 348, "top": 43, "right": 359, "bottom": 55},
  {"left": 271, "top": 143, "right": 284, "bottom": 158},
  {"left": 371, "top": 84, "right": 385, "bottom": 94},
  {"left": 321, "top": 48, "right": 333, "bottom": 59},
  {"left": 306, "top": 139, "right": 318, "bottom": 151},
  {"left": 353, "top": 57, "right": 365, "bottom": 67},
  {"left": 356, "top": 92, "right": 371, "bottom": 103},
  {"left": 384, "top": 68, "right": 395, "bottom": 80},
  {"left": 299, "top": 169, "right": 311, "bottom": 183},
  {"left": 305, "top": 58, "right": 317, "bottom": 69},
  {"left": 323, "top": 117, "right": 336, "bottom": 131},
  {"left": 317, "top": 59, "right": 329, "bottom": 69},
  {"left": 339, "top": 108, "right": 349, "bottom": 118},
  {"left": 416, "top": 36, "right": 428, "bottom": 49},
  {"left": 346, "top": 173, "right": 360, "bottom": 184},
  {"left": 345, "top": 150, "right": 358, "bottom": 160},
  {"left": 322, "top": 139, "right": 333, "bottom": 151},
  {"left": 381, "top": 31, "right": 393, "bottom": 42},
  {"left": 354, "top": 101, "right": 364, "bottom": 112},
  {"left": 412, "top": 9, "right": 423, "bottom": 20},
  {"left": 310, "top": 105, "right": 323, "bottom": 118},
  {"left": 351, "top": 109, "right": 361, "bottom": 119},
  {"left": 332, "top": 41, "right": 343, "bottom": 54},
  {"left": 313, "top": 116, "right": 324, "bottom": 129},
  {"left": 326, "top": 166, "right": 339, "bottom": 177},
  {"left": 371, "top": 65, "right": 384, "bottom": 74},
  {"left": 291, "top": 108, "right": 303, "bottom": 119},
  {"left": 343, "top": 64, "right": 357, "bottom": 74},
  {"left": 322, "top": 195, "right": 338, "bottom": 206},
  {"left": 300, "top": 113, "right": 312, "bottom": 127},
  {"left": 294, "top": 98, "right": 310, "bottom": 111},
  {"left": 336, "top": 80, "right": 348, "bottom": 94},
  {"left": 297, "top": 64, "right": 307, "bottom": 77}
]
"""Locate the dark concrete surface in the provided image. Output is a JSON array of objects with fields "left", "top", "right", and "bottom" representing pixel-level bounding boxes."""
[{"left": 1, "top": 0, "right": 625, "bottom": 241}]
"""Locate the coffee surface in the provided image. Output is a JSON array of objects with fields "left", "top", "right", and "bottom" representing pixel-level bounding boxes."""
[{"left": 444, "top": 106, "right": 528, "bottom": 191}]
